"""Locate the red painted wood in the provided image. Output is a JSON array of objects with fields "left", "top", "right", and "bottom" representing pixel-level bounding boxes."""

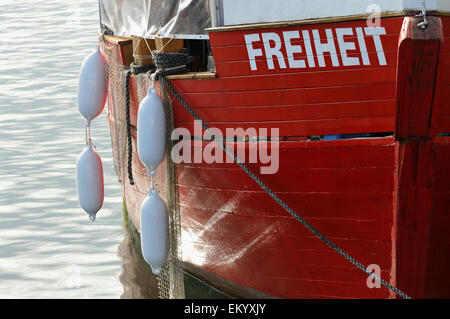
[
  {"left": 174, "top": 136, "right": 396, "bottom": 298},
  {"left": 173, "top": 117, "right": 394, "bottom": 137},
  {"left": 394, "top": 141, "right": 434, "bottom": 299},
  {"left": 155, "top": 19, "right": 402, "bottom": 137},
  {"left": 169, "top": 83, "right": 396, "bottom": 107},
  {"left": 181, "top": 209, "right": 392, "bottom": 241},
  {"left": 391, "top": 16, "right": 446, "bottom": 299},
  {"left": 211, "top": 34, "right": 399, "bottom": 63},
  {"left": 209, "top": 17, "right": 404, "bottom": 47},
  {"left": 213, "top": 51, "right": 398, "bottom": 77},
  {"left": 173, "top": 138, "right": 396, "bottom": 168},
  {"left": 247, "top": 275, "right": 390, "bottom": 299},
  {"left": 168, "top": 67, "right": 397, "bottom": 93},
  {"left": 430, "top": 17, "right": 450, "bottom": 135},
  {"left": 177, "top": 166, "right": 394, "bottom": 193},
  {"left": 432, "top": 118, "right": 450, "bottom": 135},
  {"left": 104, "top": 15, "right": 450, "bottom": 299},
  {"left": 178, "top": 189, "right": 394, "bottom": 220},
  {"left": 172, "top": 100, "right": 396, "bottom": 122},
  {"left": 395, "top": 16, "right": 442, "bottom": 139}
]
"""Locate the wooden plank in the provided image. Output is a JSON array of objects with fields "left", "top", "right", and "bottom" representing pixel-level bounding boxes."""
[
  {"left": 437, "top": 85, "right": 450, "bottom": 102},
  {"left": 176, "top": 165, "right": 394, "bottom": 192},
  {"left": 173, "top": 141, "right": 395, "bottom": 169},
  {"left": 243, "top": 262, "right": 392, "bottom": 285},
  {"left": 167, "top": 83, "right": 396, "bottom": 107},
  {"left": 430, "top": 25, "right": 450, "bottom": 135},
  {"left": 213, "top": 51, "right": 398, "bottom": 77},
  {"left": 172, "top": 100, "right": 395, "bottom": 122},
  {"left": 433, "top": 166, "right": 450, "bottom": 192},
  {"left": 431, "top": 141, "right": 450, "bottom": 167},
  {"left": 393, "top": 16, "right": 444, "bottom": 298},
  {"left": 168, "top": 67, "right": 397, "bottom": 93},
  {"left": 211, "top": 34, "right": 399, "bottom": 63},
  {"left": 395, "top": 16, "right": 442, "bottom": 139},
  {"left": 209, "top": 16, "right": 404, "bottom": 46},
  {"left": 439, "top": 51, "right": 450, "bottom": 69},
  {"left": 248, "top": 274, "right": 390, "bottom": 299},
  {"left": 431, "top": 118, "right": 450, "bottom": 134},
  {"left": 165, "top": 72, "right": 217, "bottom": 80},
  {"left": 181, "top": 207, "right": 391, "bottom": 240},
  {"left": 394, "top": 140, "right": 434, "bottom": 299},
  {"left": 181, "top": 227, "right": 392, "bottom": 268},
  {"left": 441, "top": 16, "right": 450, "bottom": 36},
  {"left": 429, "top": 193, "right": 450, "bottom": 222},
  {"left": 173, "top": 116, "right": 395, "bottom": 136},
  {"left": 433, "top": 100, "right": 450, "bottom": 118},
  {"left": 104, "top": 35, "right": 132, "bottom": 45},
  {"left": 178, "top": 189, "right": 394, "bottom": 220},
  {"left": 424, "top": 138, "right": 450, "bottom": 297}
]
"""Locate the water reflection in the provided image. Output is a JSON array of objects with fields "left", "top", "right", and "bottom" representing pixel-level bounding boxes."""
[
  {"left": 118, "top": 211, "right": 159, "bottom": 299},
  {"left": 0, "top": 0, "right": 123, "bottom": 298}
]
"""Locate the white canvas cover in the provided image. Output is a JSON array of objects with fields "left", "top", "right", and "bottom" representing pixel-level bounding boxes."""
[
  {"left": 99, "top": 0, "right": 450, "bottom": 38},
  {"left": 99, "top": 0, "right": 212, "bottom": 39}
]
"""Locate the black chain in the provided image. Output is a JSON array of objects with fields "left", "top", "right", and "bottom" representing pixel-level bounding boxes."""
[{"left": 159, "top": 75, "right": 412, "bottom": 300}]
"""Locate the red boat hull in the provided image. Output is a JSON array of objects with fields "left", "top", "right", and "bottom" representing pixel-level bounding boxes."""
[{"left": 104, "top": 15, "right": 450, "bottom": 298}]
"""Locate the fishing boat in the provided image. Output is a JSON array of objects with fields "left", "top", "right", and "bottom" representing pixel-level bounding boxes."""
[{"left": 91, "top": 0, "right": 450, "bottom": 299}]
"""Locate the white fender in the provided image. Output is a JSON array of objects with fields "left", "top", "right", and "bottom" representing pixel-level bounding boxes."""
[
  {"left": 137, "top": 87, "right": 166, "bottom": 172},
  {"left": 77, "top": 47, "right": 107, "bottom": 122},
  {"left": 140, "top": 189, "right": 169, "bottom": 275},
  {"left": 76, "top": 143, "right": 104, "bottom": 221}
]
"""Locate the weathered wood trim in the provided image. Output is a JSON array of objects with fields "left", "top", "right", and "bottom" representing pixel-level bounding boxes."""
[
  {"left": 164, "top": 72, "right": 217, "bottom": 80},
  {"left": 207, "top": 11, "right": 450, "bottom": 33},
  {"left": 393, "top": 16, "right": 443, "bottom": 299},
  {"left": 207, "top": 12, "right": 408, "bottom": 33},
  {"left": 104, "top": 35, "right": 133, "bottom": 45},
  {"left": 395, "top": 16, "right": 443, "bottom": 139}
]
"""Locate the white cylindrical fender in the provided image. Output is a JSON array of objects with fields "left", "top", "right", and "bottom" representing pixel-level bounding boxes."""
[
  {"left": 140, "top": 189, "right": 169, "bottom": 275},
  {"left": 137, "top": 87, "right": 166, "bottom": 172},
  {"left": 76, "top": 143, "right": 104, "bottom": 221},
  {"left": 77, "top": 47, "right": 107, "bottom": 122}
]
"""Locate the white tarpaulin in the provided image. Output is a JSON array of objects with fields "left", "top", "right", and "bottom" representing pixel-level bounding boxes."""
[{"left": 99, "top": 0, "right": 213, "bottom": 39}]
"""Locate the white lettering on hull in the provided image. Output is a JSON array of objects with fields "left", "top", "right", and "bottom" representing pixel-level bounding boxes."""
[{"left": 244, "top": 27, "right": 388, "bottom": 70}]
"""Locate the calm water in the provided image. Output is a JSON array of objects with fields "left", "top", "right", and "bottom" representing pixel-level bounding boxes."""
[{"left": 0, "top": 0, "right": 124, "bottom": 298}]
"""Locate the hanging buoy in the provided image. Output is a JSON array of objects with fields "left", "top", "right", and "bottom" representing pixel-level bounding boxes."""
[
  {"left": 137, "top": 86, "right": 166, "bottom": 173},
  {"left": 76, "top": 142, "right": 104, "bottom": 221},
  {"left": 140, "top": 188, "right": 169, "bottom": 275},
  {"left": 77, "top": 47, "right": 107, "bottom": 122},
  {"left": 137, "top": 81, "right": 169, "bottom": 274}
]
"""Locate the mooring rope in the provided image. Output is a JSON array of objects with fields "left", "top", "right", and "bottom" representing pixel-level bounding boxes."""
[
  {"left": 124, "top": 70, "right": 134, "bottom": 185},
  {"left": 124, "top": 63, "right": 157, "bottom": 185},
  {"left": 158, "top": 75, "right": 412, "bottom": 300}
]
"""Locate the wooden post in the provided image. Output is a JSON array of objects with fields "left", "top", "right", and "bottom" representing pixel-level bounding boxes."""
[
  {"left": 395, "top": 16, "right": 443, "bottom": 139},
  {"left": 393, "top": 16, "right": 443, "bottom": 299}
]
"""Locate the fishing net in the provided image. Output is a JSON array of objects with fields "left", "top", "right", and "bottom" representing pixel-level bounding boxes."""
[{"left": 102, "top": 38, "right": 184, "bottom": 299}]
